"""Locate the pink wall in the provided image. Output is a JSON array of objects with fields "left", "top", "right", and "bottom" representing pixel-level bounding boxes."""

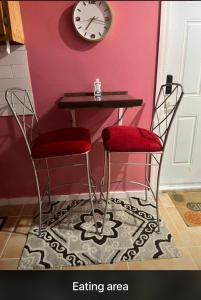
[{"left": 0, "top": 1, "right": 160, "bottom": 198}]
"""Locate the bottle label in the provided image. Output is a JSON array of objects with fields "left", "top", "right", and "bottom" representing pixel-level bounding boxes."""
[
  {"left": 94, "top": 79, "right": 101, "bottom": 100},
  {"left": 94, "top": 95, "right": 101, "bottom": 101}
]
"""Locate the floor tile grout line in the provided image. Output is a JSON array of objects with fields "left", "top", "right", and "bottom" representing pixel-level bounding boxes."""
[
  {"left": 0, "top": 230, "right": 13, "bottom": 258},
  {"left": 160, "top": 208, "right": 179, "bottom": 240},
  {"left": 166, "top": 215, "right": 198, "bottom": 243},
  {"left": 166, "top": 193, "right": 201, "bottom": 229},
  {"left": 178, "top": 245, "right": 201, "bottom": 249},
  {"left": 0, "top": 213, "right": 24, "bottom": 259},
  {"left": 184, "top": 247, "right": 201, "bottom": 270},
  {"left": 162, "top": 207, "right": 184, "bottom": 237},
  {"left": 167, "top": 207, "right": 188, "bottom": 228},
  {"left": 0, "top": 257, "right": 20, "bottom": 260},
  {"left": 0, "top": 213, "right": 22, "bottom": 259},
  {"left": 126, "top": 262, "right": 129, "bottom": 270}
]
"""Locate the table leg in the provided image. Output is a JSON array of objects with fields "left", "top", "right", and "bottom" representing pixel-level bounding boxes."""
[
  {"left": 118, "top": 107, "right": 123, "bottom": 125},
  {"left": 70, "top": 109, "right": 76, "bottom": 127}
]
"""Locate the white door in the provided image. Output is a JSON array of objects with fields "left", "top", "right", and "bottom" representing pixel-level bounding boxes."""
[{"left": 157, "top": 1, "right": 201, "bottom": 190}]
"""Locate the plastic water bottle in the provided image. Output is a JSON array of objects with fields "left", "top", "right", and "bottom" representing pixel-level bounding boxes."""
[{"left": 94, "top": 78, "right": 101, "bottom": 101}]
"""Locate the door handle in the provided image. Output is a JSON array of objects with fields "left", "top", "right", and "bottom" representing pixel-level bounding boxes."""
[{"left": 166, "top": 74, "right": 173, "bottom": 94}]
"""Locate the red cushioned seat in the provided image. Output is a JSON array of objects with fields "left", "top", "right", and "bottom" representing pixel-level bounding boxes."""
[
  {"left": 102, "top": 126, "right": 162, "bottom": 152},
  {"left": 31, "top": 127, "right": 91, "bottom": 158}
]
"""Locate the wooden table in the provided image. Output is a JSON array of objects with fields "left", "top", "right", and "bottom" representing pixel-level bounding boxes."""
[{"left": 58, "top": 91, "right": 143, "bottom": 126}]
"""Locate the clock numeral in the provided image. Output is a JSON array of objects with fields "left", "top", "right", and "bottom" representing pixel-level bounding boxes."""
[
  {"left": 78, "top": 26, "right": 82, "bottom": 29},
  {"left": 99, "top": 32, "right": 102, "bottom": 37},
  {"left": 77, "top": 9, "right": 81, "bottom": 12},
  {"left": 89, "top": 1, "right": 96, "bottom": 4},
  {"left": 84, "top": 32, "right": 87, "bottom": 36},
  {"left": 90, "top": 34, "right": 95, "bottom": 39},
  {"left": 104, "top": 26, "right": 108, "bottom": 30},
  {"left": 76, "top": 17, "right": 80, "bottom": 21},
  {"left": 99, "top": 1, "right": 101, "bottom": 6},
  {"left": 83, "top": 1, "right": 86, "bottom": 6}
]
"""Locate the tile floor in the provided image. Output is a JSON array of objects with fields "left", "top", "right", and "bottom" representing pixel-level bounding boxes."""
[{"left": 0, "top": 192, "right": 201, "bottom": 270}]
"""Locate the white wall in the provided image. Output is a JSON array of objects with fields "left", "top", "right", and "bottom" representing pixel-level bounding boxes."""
[{"left": 0, "top": 44, "right": 34, "bottom": 116}]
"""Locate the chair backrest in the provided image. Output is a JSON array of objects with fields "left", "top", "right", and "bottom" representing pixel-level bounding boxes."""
[
  {"left": 151, "top": 83, "right": 184, "bottom": 149},
  {"left": 5, "top": 88, "right": 40, "bottom": 155}
]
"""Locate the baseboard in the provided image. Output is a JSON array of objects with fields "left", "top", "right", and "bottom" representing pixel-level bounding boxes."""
[
  {"left": 2, "top": 185, "right": 201, "bottom": 206},
  {"left": 159, "top": 183, "right": 201, "bottom": 192},
  {"left": 0, "top": 190, "right": 144, "bottom": 206}
]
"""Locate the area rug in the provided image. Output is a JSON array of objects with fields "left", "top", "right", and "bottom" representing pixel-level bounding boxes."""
[
  {"left": 18, "top": 194, "right": 180, "bottom": 269},
  {"left": 169, "top": 191, "right": 201, "bottom": 227}
]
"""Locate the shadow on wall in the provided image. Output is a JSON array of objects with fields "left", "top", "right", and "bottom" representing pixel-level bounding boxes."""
[
  {"left": 0, "top": 97, "right": 144, "bottom": 198},
  {"left": 58, "top": 4, "right": 98, "bottom": 51}
]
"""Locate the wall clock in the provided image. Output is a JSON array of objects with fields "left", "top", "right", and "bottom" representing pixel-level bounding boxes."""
[{"left": 72, "top": 1, "right": 112, "bottom": 42}]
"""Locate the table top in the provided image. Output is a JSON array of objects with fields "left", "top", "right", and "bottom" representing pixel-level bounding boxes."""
[{"left": 58, "top": 91, "right": 143, "bottom": 109}]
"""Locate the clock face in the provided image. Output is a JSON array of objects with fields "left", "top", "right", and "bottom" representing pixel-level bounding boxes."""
[{"left": 72, "top": 1, "right": 112, "bottom": 42}]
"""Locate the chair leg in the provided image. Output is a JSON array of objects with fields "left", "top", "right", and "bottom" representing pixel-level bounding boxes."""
[
  {"left": 150, "top": 153, "right": 162, "bottom": 233},
  {"left": 89, "top": 171, "right": 97, "bottom": 202},
  {"left": 39, "top": 200, "right": 42, "bottom": 236},
  {"left": 32, "top": 159, "right": 42, "bottom": 237},
  {"left": 144, "top": 153, "right": 148, "bottom": 202},
  {"left": 101, "top": 151, "right": 110, "bottom": 234},
  {"left": 100, "top": 150, "right": 107, "bottom": 202},
  {"left": 155, "top": 183, "right": 160, "bottom": 233},
  {"left": 45, "top": 158, "right": 51, "bottom": 204},
  {"left": 155, "top": 155, "right": 162, "bottom": 233},
  {"left": 86, "top": 153, "right": 98, "bottom": 234}
]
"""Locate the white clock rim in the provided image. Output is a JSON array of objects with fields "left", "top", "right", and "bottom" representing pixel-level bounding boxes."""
[{"left": 72, "top": 1, "right": 113, "bottom": 42}]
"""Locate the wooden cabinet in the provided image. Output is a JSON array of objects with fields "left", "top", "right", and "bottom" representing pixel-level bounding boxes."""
[{"left": 0, "top": 1, "right": 24, "bottom": 44}]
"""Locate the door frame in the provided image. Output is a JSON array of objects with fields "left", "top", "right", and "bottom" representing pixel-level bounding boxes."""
[
  {"left": 151, "top": 1, "right": 201, "bottom": 192},
  {"left": 150, "top": 1, "right": 172, "bottom": 191}
]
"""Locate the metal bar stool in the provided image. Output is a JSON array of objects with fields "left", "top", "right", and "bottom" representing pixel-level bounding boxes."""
[
  {"left": 5, "top": 88, "right": 98, "bottom": 236},
  {"left": 100, "top": 83, "right": 184, "bottom": 234}
]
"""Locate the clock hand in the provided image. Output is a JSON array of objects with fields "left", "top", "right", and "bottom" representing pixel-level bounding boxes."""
[
  {"left": 92, "top": 19, "right": 106, "bottom": 25},
  {"left": 85, "top": 16, "right": 96, "bottom": 30},
  {"left": 94, "top": 17, "right": 108, "bottom": 23},
  {"left": 79, "top": 18, "right": 92, "bottom": 22},
  {"left": 94, "top": 18, "right": 105, "bottom": 23}
]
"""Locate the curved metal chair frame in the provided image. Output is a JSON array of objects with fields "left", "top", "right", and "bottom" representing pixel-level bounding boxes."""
[
  {"left": 5, "top": 88, "right": 98, "bottom": 236},
  {"left": 100, "top": 83, "right": 184, "bottom": 233}
]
